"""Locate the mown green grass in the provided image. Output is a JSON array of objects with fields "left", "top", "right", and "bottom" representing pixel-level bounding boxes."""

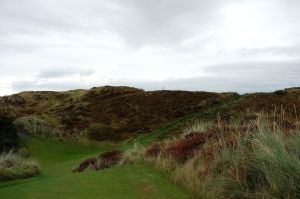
[{"left": 0, "top": 137, "right": 189, "bottom": 199}]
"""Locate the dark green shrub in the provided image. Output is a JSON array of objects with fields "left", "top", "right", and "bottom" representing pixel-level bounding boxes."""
[
  {"left": 0, "top": 117, "right": 18, "bottom": 151},
  {"left": 274, "top": 90, "right": 287, "bottom": 96}
]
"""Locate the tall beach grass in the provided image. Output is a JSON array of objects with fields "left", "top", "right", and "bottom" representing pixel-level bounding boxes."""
[{"left": 121, "top": 113, "right": 300, "bottom": 198}]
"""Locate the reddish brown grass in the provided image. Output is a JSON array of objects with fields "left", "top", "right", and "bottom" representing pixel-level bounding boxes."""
[
  {"left": 145, "top": 143, "right": 162, "bottom": 157},
  {"left": 72, "top": 150, "right": 123, "bottom": 173},
  {"left": 72, "top": 157, "right": 97, "bottom": 173},
  {"left": 98, "top": 150, "right": 122, "bottom": 169},
  {"left": 164, "top": 128, "right": 220, "bottom": 161}
]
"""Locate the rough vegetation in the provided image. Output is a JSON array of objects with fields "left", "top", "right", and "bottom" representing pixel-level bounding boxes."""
[
  {"left": 0, "top": 150, "right": 40, "bottom": 181},
  {"left": 121, "top": 114, "right": 300, "bottom": 198}
]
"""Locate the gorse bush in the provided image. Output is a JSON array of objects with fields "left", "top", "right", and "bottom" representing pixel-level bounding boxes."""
[
  {"left": 0, "top": 150, "right": 40, "bottom": 181},
  {"left": 121, "top": 114, "right": 300, "bottom": 198}
]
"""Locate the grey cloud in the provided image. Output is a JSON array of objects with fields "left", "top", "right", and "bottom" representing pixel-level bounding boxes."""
[
  {"left": 0, "top": 0, "right": 91, "bottom": 35},
  {"left": 226, "top": 46, "right": 300, "bottom": 57},
  {"left": 38, "top": 68, "right": 94, "bottom": 78},
  {"left": 2, "top": 0, "right": 300, "bottom": 49},
  {"left": 2, "top": 0, "right": 300, "bottom": 50},
  {"left": 12, "top": 80, "right": 92, "bottom": 92},
  {"left": 113, "top": 0, "right": 226, "bottom": 47},
  {"left": 10, "top": 67, "right": 94, "bottom": 92},
  {"left": 202, "top": 61, "right": 300, "bottom": 76},
  {"left": 0, "top": 0, "right": 226, "bottom": 48}
]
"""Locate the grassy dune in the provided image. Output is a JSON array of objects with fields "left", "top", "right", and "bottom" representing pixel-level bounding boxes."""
[{"left": 0, "top": 137, "right": 189, "bottom": 199}]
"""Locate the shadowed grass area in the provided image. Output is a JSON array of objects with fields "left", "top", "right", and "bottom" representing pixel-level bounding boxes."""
[{"left": 0, "top": 137, "right": 189, "bottom": 199}]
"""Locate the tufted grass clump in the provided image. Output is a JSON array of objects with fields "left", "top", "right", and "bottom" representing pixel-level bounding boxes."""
[{"left": 0, "top": 150, "right": 40, "bottom": 181}]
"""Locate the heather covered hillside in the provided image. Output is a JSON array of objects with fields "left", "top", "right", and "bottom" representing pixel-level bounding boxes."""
[
  {"left": 1, "top": 86, "right": 300, "bottom": 142},
  {"left": 0, "top": 86, "right": 237, "bottom": 140}
]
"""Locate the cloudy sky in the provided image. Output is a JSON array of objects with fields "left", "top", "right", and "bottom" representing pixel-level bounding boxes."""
[{"left": 1, "top": 0, "right": 300, "bottom": 95}]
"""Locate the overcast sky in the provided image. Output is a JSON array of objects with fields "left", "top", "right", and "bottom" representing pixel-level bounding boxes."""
[{"left": 1, "top": 0, "right": 300, "bottom": 95}]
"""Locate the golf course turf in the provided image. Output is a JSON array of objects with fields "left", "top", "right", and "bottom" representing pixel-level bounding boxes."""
[{"left": 0, "top": 137, "right": 189, "bottom": 199}]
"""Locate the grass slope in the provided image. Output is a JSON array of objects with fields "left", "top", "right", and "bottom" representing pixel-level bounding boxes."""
[{"left": 0, "top": 137, "right": 189, "bottom": 199}]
